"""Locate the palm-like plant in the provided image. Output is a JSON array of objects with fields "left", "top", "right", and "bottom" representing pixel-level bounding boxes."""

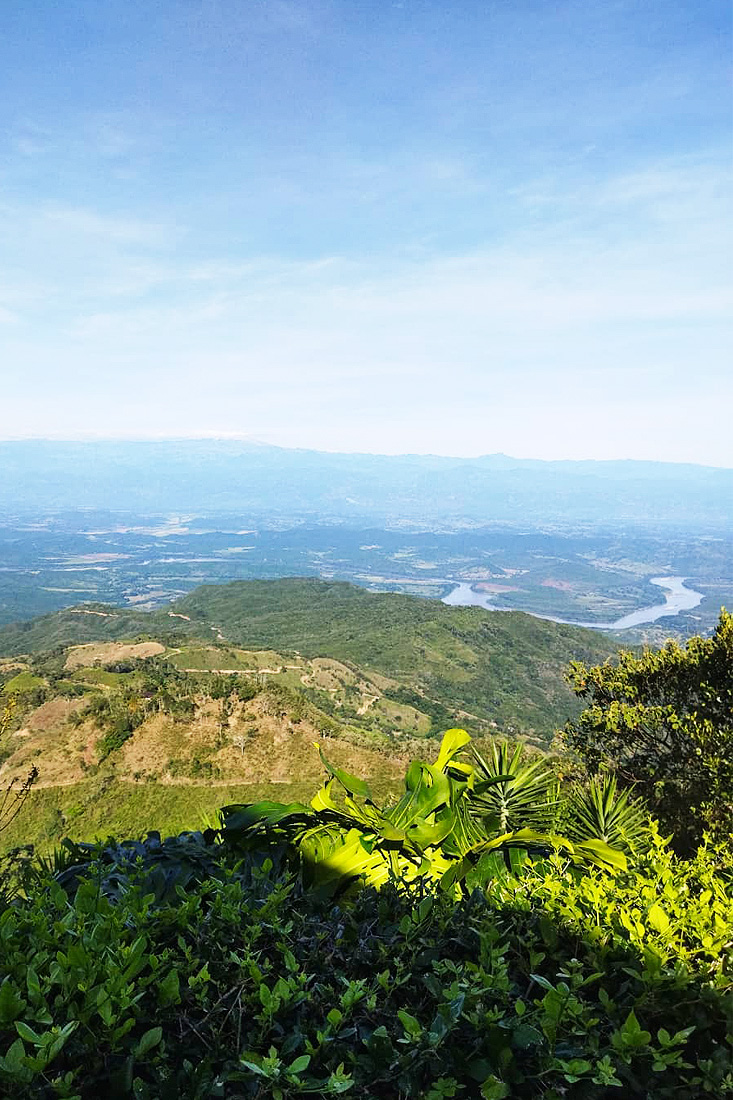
[
  {"left": 566, "top": 774, "right": 650, "bottom": 853},
  {"left": 222, "top": 729, "right": 490, "bottom": 897},
  {"left": 470, "top": 740, "right": 562, "bottom": 833},
  {"left": 221, "top": 730, "right": 627, "bottom": 899}
]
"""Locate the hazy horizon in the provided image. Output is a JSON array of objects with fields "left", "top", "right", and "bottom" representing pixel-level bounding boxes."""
[{"left": 0, "top": 434, "right": 732, "bottom": 471}]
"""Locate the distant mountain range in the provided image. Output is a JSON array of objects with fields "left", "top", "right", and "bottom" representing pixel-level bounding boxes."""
[{"left": 1, "top": 440, "right": 731, "bottom": 528}]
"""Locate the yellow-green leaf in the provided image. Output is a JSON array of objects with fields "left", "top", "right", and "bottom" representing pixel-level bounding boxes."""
[
  {"left": 648, "top": 903, "right": 670, "bottom": 934},
  {"left": 434, "top": 728, "right": 471, "bottom": 771}
]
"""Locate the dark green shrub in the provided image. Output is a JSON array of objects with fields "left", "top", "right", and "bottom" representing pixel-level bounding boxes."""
[{"left": 0, "top": 833, "right": 729, "bottom": 1098}]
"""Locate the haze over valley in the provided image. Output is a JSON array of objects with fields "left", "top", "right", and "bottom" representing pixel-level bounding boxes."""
[
  {"left": 3, "top": 439, "right": 729, "bottom": 852},
  {"left": 1, "top": 440, "right": 731, "bottom": 645}
]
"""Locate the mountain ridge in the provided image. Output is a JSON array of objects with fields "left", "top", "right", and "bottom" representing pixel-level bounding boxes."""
[
  {"left": 3, "top": 437, "right": 731, "bottom": 472},
  {"left": 2, "top": 439, "right": 731, "bottom": 526}
]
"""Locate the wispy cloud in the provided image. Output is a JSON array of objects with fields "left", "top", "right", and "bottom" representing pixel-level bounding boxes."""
[
  {"left": 8, "top": 120, "right": 54, "bottom": 158},
  {"left": 41, "top": 206, "right": 174, "bottom": 248}
]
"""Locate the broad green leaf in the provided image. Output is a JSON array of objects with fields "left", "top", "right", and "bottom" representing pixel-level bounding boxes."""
[
  {"left": 0, "top": 980, "right": 26, "bottom": 1025},
  {"left": 573, "top": 838, "right": 627, "bottom": 871},
  {"left": 311, "top": 779, "right": 337, "bottom": 812},
  {"left": 42, "top": 1022, "right": 78, "bottom": 1068},
  {"left": 512, "top": 1023, "right": 544, "bottom": 1049},
  {"left": 473, "top": 775, "right": 516, "bottom": 793},
  {"left": 405, "top": 815, "right": 456, "bottom": 850},
  {"left": 239, "top": 1058, "right": 267, "bottom": 1076},
  {"left": 134, "top": 1027, "right": 162, "bottom": 1058},
  {"left": 647, "top": 903, "right": 670, "bottom": 934},
  {"left": 398, "top": 1009, "right": 422, "bottom": 1038},
  {"left": 316, "top": 746, "right": 372, "bottom": 799},
  {"left": 222, "top": 801, "right": 312, "bottom": 830},
  {"left": 390, "top": 763, "right": 452, "bottom": 827},
  {"left": 25, "top": 969, "right": 41, "bottom": 1002},
  {"left": 157, "top": 968, "right": 180, "bottom": 1008},
  {"left": 3, "top": 1038, "right": 27, "bottom": 1075},
  {"left": 434, "top": 728, "right": 471, "bottom": 771},
  {"left": 438, "top": 855, "right": 473, "bottom": 893},
  {"left": 481, "top": 1075, "right": 511, "bottom": 1099},
  {"left": 14, "top": 1022, "right": 40, "bottom": 1045}
]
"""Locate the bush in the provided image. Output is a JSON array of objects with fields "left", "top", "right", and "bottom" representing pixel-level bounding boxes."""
[
  {"left": 562, "top": 609, "right": 733, "bottom": 852},
  {"left": 0, "top": 832, "right": 729, "bottom": 1098}
]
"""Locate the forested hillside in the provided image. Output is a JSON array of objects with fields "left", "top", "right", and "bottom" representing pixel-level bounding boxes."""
[{"left": 0, "top": 579, "right": 618, "bottom": 739}]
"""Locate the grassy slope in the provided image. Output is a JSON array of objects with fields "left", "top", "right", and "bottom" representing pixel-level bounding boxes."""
[
  {"left": 0, "top": 779, "right": 317, "bottom": 854},
  {"left": 1, "top": 766, "right": 409, "bottom": 856},
  {"left": 0, "top": 643, "right": 429, "bottom": 852}
]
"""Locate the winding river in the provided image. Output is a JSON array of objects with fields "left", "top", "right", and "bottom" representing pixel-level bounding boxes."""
[{"left": 441, "top": 576, "right": 704, "bottom": 631}]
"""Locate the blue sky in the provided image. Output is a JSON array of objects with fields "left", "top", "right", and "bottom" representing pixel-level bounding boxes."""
[{"left": 1, "top": 0, "right": 731, "bottom": 464}]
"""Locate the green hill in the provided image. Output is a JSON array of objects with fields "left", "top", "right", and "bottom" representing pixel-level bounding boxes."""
[
  {"left": 0, "top": 578, "right": 619, "bottom": 740},
  {"left": 172, "top": 579, "right": 618, "bottom": 735},
  {"left": 0, "top": 603, "right": 197, "bottom": 655}
]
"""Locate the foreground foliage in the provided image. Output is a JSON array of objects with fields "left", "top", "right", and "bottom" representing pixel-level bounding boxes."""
[
  {"left": 0, "top": 830, "right": 730, "bottom": 1099},
  {"left": 0, "top": 725, "right": 730, "bottom": 1098}
]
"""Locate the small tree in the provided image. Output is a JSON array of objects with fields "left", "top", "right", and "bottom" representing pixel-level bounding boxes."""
[
  {"left": 561, "top": 609, "right": 733, "bottom": 852},
  {"left": 0, "top": 699, "right": 39, "bottom": 835},
  {"left": 232, "top": 733, "right": 248, "bottom": 758}
]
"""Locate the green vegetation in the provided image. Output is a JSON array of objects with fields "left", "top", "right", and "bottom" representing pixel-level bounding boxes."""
[
  {"left": 470, "top": 740, "right": 561, "bottom": 833},
  {"left": 565, "top": 775, "right": 651, "bottom": 853},
  {"left": 166, "top": 645, "right": 261, "bottom": 672},
  {"left": 0, "top": 779, "right": 325, "bottom": 856},
  {"left": 563, "top": 608, "right": 733, "bottom": 852},
  {"left": 0, "top": 607, "right": 183, "bottom": 657},
  {"left": 76, "top": 659, "right": 200, "bottom": 761},
  {"left": 70, "top": 668, "right": 128, "bottom": 688},
  {"left": 381, "top": 684, "right": 457, "bottom": 733},
  {"left": 1, "top": 835, "right": 730, "bottom": 1097},
  {"left": 1, "top": 673, "right": 46, "bottom": 696},
  {"left": 0, "top": 601, "right": 731, "bottom": 1097},
  {"left": 222, "top": 731, "right": 628, "bottom": 905},
  {"left": 0, "top": 731, "right": 730, "bottom": 1097}
]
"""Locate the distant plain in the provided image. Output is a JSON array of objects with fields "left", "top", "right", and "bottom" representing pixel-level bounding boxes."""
[{"left": 1, "top": 513, "right": 730, "bottom": 645}]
